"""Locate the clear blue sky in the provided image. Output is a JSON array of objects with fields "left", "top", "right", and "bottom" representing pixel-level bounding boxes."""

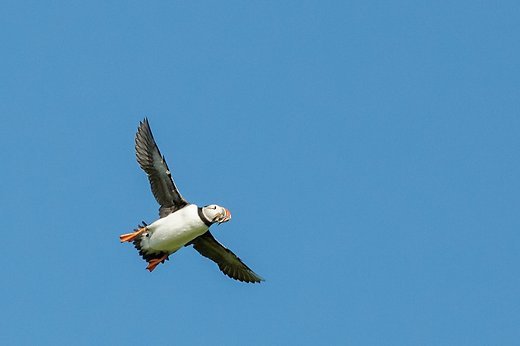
[{"left": 1, "top": 1, "right": 519, "bottom": 345}]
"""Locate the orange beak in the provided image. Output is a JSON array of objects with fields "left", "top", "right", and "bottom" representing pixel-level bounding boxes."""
[
  {"left": 224, "top": 208, "right": 232, "bottom": 221},
  {"left": 218, "top": 208, "right": 232, "bottom": 224}
]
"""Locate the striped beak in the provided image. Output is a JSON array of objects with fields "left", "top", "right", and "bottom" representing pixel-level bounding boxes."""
[{"left": 218, "top": 208, "right": 232, "bottom": 224}]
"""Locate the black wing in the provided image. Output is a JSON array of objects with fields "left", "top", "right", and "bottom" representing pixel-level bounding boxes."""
[
  {"left": 135, "top": 118, "right": 189, "bottom": 217},
  {"left": 189, "top": 232, "right": 263, "bottom": 283}
]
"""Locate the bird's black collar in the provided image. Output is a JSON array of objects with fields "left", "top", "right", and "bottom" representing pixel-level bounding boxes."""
[{"left": 198, "top": 207, "right": 213, "bottom": 227}]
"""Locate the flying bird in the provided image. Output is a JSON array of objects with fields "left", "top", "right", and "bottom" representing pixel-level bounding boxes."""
[{"left": 120, "top": 118, "right": 263, "bottom": 283}]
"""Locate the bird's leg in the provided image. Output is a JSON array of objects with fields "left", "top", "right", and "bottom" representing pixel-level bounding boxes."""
[
  {"left": 119, "top": 227, "right": 148, "bottom": 243},
  {"left": 146, "top": 254, "right": 169, "bottom": 272}
]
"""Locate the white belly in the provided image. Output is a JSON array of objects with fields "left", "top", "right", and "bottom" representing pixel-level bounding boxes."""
[{"left": 146, "top": 204, "right": 208, "bottom": 252}]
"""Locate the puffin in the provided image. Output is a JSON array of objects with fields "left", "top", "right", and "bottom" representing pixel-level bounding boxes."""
[{"left": 119, "top": 118, "right": 263, "bottom": 283}]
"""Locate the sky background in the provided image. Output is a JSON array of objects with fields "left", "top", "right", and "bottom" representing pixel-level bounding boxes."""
[{"left": 1, "top": 1, "right": 520, "bottom": 345}]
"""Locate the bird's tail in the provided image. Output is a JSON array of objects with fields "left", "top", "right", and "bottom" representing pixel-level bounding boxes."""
[{"left": 127, "top": 222, "right": 170, "bottom": 271}]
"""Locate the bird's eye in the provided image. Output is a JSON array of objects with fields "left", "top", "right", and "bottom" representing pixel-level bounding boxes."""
[{"left": 212, "top": 206, "right": 217, "bottom": 210}]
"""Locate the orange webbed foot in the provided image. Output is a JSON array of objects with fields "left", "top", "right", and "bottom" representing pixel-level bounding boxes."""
[
  {"left": 146, "top": 254, "right": 169, "bottom": 272},
  {"left": 119, "top": 227, "right": 147, "bottom": 243}
]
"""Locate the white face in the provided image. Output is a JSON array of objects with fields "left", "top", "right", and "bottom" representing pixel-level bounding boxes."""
[{"left": 203, "top": 204, "right": 232, "bottom": 224}]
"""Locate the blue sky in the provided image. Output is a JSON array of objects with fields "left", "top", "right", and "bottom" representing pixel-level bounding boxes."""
[{"left": 2, "top": 1, "right": 520, "bottom": 345}]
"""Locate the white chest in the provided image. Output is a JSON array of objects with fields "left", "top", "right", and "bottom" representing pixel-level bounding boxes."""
[{"left": 147, "top": 205, "right": 209, "bottom": 252}]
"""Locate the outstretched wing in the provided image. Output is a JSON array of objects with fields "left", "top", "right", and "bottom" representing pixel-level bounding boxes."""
[
  {"left": 135, "top": 118, "right": 189, "bottom": 217},
  {"left": 189, "top": 232, "right": 263, "bottom": 283}
]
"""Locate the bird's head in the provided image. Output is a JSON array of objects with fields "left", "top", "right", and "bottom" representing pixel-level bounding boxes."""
[{"left": 203, "top": 204, "right": 232, "bottom": 224}]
